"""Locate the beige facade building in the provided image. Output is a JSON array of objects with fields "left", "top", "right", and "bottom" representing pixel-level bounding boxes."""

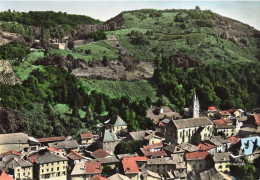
[
  {"left": 31, "top": 151, "right": 68, "bottom": 180},
  {"left": 5, "top": 157, "right": 33, "bottom": 180},
  {"left": 213, "top": 152, "right": 230, "bottom": 173},
  {"left": 0, "top": 133, "right": 29, "bottom": 154},
  {"left": 80, "top": 133, "right": 93, "bottom": 145},
  {"left": 166, "top": 117, "right": 214, "bottom": 145},
  {"left": 105, "top": 116, "right": 128, "bottom": 134},
  {"left": 185, "top": 151, "right": 209, "bottom": 173}
]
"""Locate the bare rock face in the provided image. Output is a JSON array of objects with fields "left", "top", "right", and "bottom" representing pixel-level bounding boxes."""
[
  {"left": 0, "top": 106, "right": 28, "bottom": 134},
  {"left": 211, "top": 13, "right": 260, "bottom": 46}
]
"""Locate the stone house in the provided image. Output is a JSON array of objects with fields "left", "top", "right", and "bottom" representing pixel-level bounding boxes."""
[
  {"left": 80, "top": 133, "right": 93, "bottom": 145},
  {"left": 70, "top": 161, "right": 102, "bottom": 180},
  {"left": 5, "top": 157, "right": 33, "bottom": 180},
  {"left": 48, "top": 140, "right": 79, "bottom": 154},
  {"left": 204, "top": 136, "right": 232, "bottom": 153},
  {"left": 185, "top": 151, "right": 209, "bottom": 173},
  {"left": 122, "top": 156, "right": 148, "bottom": 180},
  {"left": 212, "top": 152, "right": 230, "bottom": 173},
  {"left": 29, "top": 151, "right": 68, "bottom": 180},
  {"left": 104, "top": 116, "right": 128, "bottom": 135}
]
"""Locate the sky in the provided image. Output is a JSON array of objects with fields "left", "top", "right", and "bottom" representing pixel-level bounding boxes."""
[{"left": 0, "top": 1, "right": 259, "bottom": 30}]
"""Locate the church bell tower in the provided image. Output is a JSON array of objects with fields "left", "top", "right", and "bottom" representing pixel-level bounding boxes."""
[{"left": 193, "top": 92, "right": 200, "bottom": 118}]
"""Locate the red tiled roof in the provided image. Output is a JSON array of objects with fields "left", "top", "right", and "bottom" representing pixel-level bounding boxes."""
[
  {"left": 156, "top": 121, "right": 165, "bottom": 127},
  {"left": 214, "top": 119, "right": 233, "bottom": 126},
  {"left": 143, "top": 142, "right": 163, "bottom": 149},
  {"left": 37, "top": 136, "right": 66, "bottom": 143},
  {"left": 219, "top": 111, "right": 231, "bottom": 116},
  {"left": 91, "top": 149, "right": 110, "bottom": 159},
  {"left": 227, "top": 109, "right": 237, "bottom": 113},
  {"left": 213, "top": 119, "right": 228, "bottom": 126},
  {"left": 185, "top": 151, "right": 208, "bottom": 160},
  {"left": 85, "top": 161, "right": 102, "bottom": 174},
  {"left": 47, "top": 147, "right": 60, "bottom": 152},
  {"left": 228, "top": 136, "right": 240, "bottom": 145},
  {"left": 29, "top": 153, "right": 40, "bottom": 163},
  {"left": 197, "top": 143, "right": 216, "bottom": 151},
  {"left": 89, "top": 175, "right": 107, "bottom": 180},
  {"left": 68, "top": 150, "right": 84, "bottom": 160},
  {"left": 1, "top": 150, "right": 22, "bottom": 157},
  {"left": 80, "top": 133, "right": 93, "bottom": 139},
  {"left": 140, "top": 148, "right": 167, "bottom": 157},
  {"left": 122, "top": 156, "right": 148, "bottom": 174},
  {"left": 254, "top": 114, "right": 260, "bottom": 126},
  {"left": 208, "top": 106, "right": 217, "bottom": 111},
  {"left": 0, "top": 169, "right": 14, "bottom": 180}
]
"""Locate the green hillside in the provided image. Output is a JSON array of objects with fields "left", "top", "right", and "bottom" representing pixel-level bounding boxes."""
[{"left": 108, "top": 9, "right": 260, "bottom": 64}]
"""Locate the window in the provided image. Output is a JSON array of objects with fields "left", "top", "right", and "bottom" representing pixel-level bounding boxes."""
[
  {"left": 51, "top": 168, "right": 53, "bottom": 171},
  {"left": 17, "top": 173, "right": 20, "bottom": 177},
  {"left": 47, "top": 168, "right": 49, "bottom": 172},
  {"left": 219, "top": 165, "right": 222, "bottom": 169},
  {"left": 42, "top": 169, "right": 44, "bottom": 173},
  {"left": 17, "top": 169, "right": 20, "bottom": 172},
  {"left": 28, "top": 172, "right": 30, "bottom": 175},
  {"left": 200, "top": 164, "right": 202, "bottom": 168},
  {"left": 57, "top": 172, "right": 60, "bottom": 176},
  {"left": 226, "top": 164, "right": 229, "bottom": 168},
  {"left": 180, "top": 132, "right": 182, "bottom": 137},
  {"left": 57, "top": 167, "right": 59, "bottom": 171},
  {"left": 23, "top": 172, "right": 25, "bottom": 176},
  {"left": 186, "top": 131, "right": 188, "bottom": 136},
  {"left": 63, "top": 161, "right": 65, "bottom": 164}
]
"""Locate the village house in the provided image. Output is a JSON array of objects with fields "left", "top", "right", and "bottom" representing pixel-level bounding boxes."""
[
  {"left": 217, "top": 111, "right": 231, "bottom": 119},
  {"left": 0, "top": 169, "right": 14, "bottom": 180},
  {"left": 212, "top": 152, "right": 231, "bottom": 173},
  {"left": 204, "top": 136, "right": 232, "bottom": 153},
  {"left": 213, "top": 119, "right": 237, "bottom": 137},
  {"left": 37, "top": 136, "right": 66, "bottom": 147},
  {"left": 230, "top": 136, "right": 260, "bottom": 161},
  {"left": 164, "top": 143, "right": 200, "bottom": 156},
  {"left": 185, "top": 151, "right": 209, "bottom": 173},
  {"left": 197, "top": 142, "right": 217, "bottom": 154},
  {"left": 29, "top": 151, "right": 68, "bottom": 180},
  {"left": 236, "top": 116, "right": 247, "bottom": 131},
  {"left": 80, "top": 133, "right": 94, "bottom": 145},
  {"left": 141, "top": 169, "right": 161, "bottom": 180},
  {"left": 101, "top": 129, "right": 119, "bottom": 154},
  {"left": 94, "top": 156, "right": 120, "bottom": 169},
  {"left": 91, "top": 149, "right": 110, "bottom": 159},
  {"left": 70, "top": 161, "right": 102, "bottom": 180},
  {"left": 122, "top": 156, "right": 148, "bottom": 180},
  {"left": 1, "top": 150, "right": 22, "bottom": 162},
  {"left": 89, "top": 174, "right": 107, "bottom": 180},
  {"left": 48, "top": 140, "right": 79, "bottom": 154},
  {"left": 51, "top": 43, "right": 66, "bottom": 49},
  {"left": 199, "top": 168, "right": 232, "bottom": 180},
  {"left": 67, "top": 150, "right": 87, "bottom": 164},
  {"left": 146, "top": 157, "right": 175, "bottom": 175},
  {"left": 165, "top": 117, "right": 214, "bottom": 145},
  {"left": 234, "top": 109, "right": 245, "bottom": 117},
  {"left": 207, "top": 106, "right": 218, "bottom": 118},
  {"left": 155, "top": 120, "right": 166, "bottom": 135},
  {"left": 244, "top": 113, "right": 260, "bottom": 130},
  {"left": 0, "top": 133, "right": 40, "bottom": 154},
  {"left": 140, "top": 142, "right": 167, "bottom": 158},
  {"left": 4, "top": 157, "right": 33, "bottom": 180},
  {"left": 108, "top": 173, "right": 131, "bottom": 180},
  {"left": 104, "top": 116, "right": 128, "bottom": 135},
  {"left": 128, "top": 130, "right": 163, "bottom": 145}
]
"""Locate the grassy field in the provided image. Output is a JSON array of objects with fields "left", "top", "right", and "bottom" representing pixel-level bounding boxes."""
[
  {"left": 12, "top": 50, "right": 45, "bottom": 81},
  {"left": 48, "top": 40, "right": 119, "bottom": 61},
  {"left": 79, "top": 78, "right": 158, "bottom": 102}
]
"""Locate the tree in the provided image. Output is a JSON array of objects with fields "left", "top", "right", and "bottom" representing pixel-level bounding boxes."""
[
  {"left": 195, "top": 6, "right": 201, "bottom": 11},
  {"left": 67, "top": 41, "right": 74, "bottom": 50},
  {"left": 230, "top": 157, "right": 256, "bottom": 180}
]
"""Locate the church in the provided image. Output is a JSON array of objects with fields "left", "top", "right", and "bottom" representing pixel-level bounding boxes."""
[{"left": 165, "top": 92, "right": 214, "bottom": 145}]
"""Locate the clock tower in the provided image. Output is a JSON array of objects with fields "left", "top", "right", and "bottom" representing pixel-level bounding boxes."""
[{"left": 193, "top": 92, "right": 200, "bottom": 118}]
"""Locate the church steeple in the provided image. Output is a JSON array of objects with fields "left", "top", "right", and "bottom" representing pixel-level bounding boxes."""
[{"left": 193, "top": 92, "right": 200, "bottom": 118}]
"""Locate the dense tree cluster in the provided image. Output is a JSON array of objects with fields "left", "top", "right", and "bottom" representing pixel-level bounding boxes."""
[
  {"left": 0, "top": 42, "right": 30, "bottom": 60},
  {"left": 0, "top": 10, "right": 101, "bottom": 38},
  {"left": 127, "top": 30, "right": 150, "bottom": 45},
  {"left": 153, "top": 56, "right": 260, "bottom": 110},
  {"left": 0, "top": 66, "right": 153, "bottom": 137},
  {"left": 114, "top": 140, "right": 145, "bottom": 155},
  {"left": 89, "top": 30, "right": 107, "bottom": 41}
]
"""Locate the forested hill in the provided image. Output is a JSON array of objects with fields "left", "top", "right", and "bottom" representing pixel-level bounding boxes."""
[{"left": 0, "top": 10, "right": 102, "bottom": 38}]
